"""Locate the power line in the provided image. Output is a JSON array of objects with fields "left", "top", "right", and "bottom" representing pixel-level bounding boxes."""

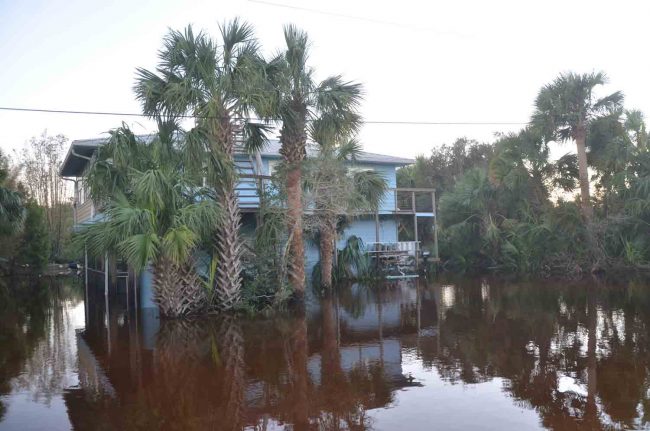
[
  {"left": 365, "top": 120, "right": 526, "bottom": 125},
  {"left": 0, "top": 106, "right": 527, "bottom": 126},
  {"left": 247, "top": 0, "right": 466, "bottom": 36},
  {"left": 0, "top": 106, "right": 191, "bottom": 118}
]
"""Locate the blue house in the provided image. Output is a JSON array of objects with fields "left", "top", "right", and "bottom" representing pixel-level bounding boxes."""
[{"left": 60, "top": 137, "right": 438, "bottom": 309}]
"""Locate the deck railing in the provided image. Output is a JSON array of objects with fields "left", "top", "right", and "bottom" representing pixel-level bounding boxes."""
[
  {"left": 393, "top": 188, "right": 436, "bottom": 214},
  {"left": 367, "top": 241, "right": 420, "bottom": 256},
  {"left": 236, "top": 178, "right": 438, "bottom": 216}
]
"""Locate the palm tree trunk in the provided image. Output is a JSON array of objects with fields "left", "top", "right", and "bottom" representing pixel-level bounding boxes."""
[
  {"left": 214, "top": 185, "right": 244, "bottom": 310},
  {"left": 211, "top": 118, "right": 244, "bottom": 311},
  {"left": 575, "top": 126, "right": 593, "bottom": 220},
  {"left": 319, "top": 217, "right": 336, "bottom": 288},
  {"left": 280, "top": 105, "right": 308, "bottom": 295},
  {"left": 152, "top": 256, "right": 206, "bottom": 318},
  {"left": 286, "top": 164, "right": 306, "bottom": 294}
]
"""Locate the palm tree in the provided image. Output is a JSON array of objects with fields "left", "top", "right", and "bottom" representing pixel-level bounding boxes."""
[
  {"left": 532, "top": 71, "right": 623, "bottom": 220},
  {"left": 267, "top": 25, "right": 363, "bottom": 294},
  {"left": 306, "top": 121, "right": 387, "bottom": 287},
  {"left": 81, "top": 125, "right": 219, "bottom": 317},
  {"left": 134, "top": 21, "right": 269, "bottom": 310}
]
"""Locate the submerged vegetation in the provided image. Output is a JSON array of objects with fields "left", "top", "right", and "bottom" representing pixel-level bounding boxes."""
[
  {"left": 79, "top": 126, "right": 218, "bottom": 317},
  {"left": 305, "top": 117, "right": 388, "bottom": 287},
  {"left": 268, "top": 25, "right": 366, "bottom": 296},
  {"left": 400, "top": 72, "right": 650, "bottom": 276},
  {"left": 75, "top": 20, "right": 367, "bottom": 317},
  {"left": 5, "top": 21, "right": 648, "bottom": 317}
]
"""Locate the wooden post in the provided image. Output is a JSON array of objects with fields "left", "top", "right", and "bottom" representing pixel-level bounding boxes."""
[
  {"left": 413, "top": 192, "right": 419, "bottom": 268},
  {"left": 417, "top": 282, "right": 421, "bottom": 334},
  {"left": 254, "top": 175, "right": 261, "bottom": 226},
  {"left": 134, "top": 270, "right": 138, "bottom": 311},
  {"left": 104, "top": 253, "right": 109, "bottom": 299},
  {"left": 432, "top": 190, "right": 439, "bottom": 260},
  {"left": 414, "top": 212, "right": 419, "bottom": 269},
  {"left": 126, "top": 267, "right": 130, "bottom": 313},
  {"left": 375, "top": 211, "right": 380, "bottom": 243},
  {"left": 104, "top": 252, "right": 111, "bottom": 356},
  {"left": 73, "top": 181, "right": 78, "bottom": 226},
  {"left": 378, "top": 296, "right": 384, "bottom": 367},
  {"left": 374, "top": 211, "right": 380, "bottom": 269},
  {"left": 84, "top": 243, "right": 89, "bottom": 324}
]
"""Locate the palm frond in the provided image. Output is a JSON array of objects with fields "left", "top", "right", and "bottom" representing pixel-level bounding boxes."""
[
  {"left": 336, "top": 139, "right": 362, "bottom": 162},
  {"left": 118, "top": 233, "right": 161, "bottom": 271},
  {"left": 175, "top": 200, "right": 221, "bottom": 238},
  {"left": 352, "top": 169, "right": 388, "bottom": 211},
  {"left": 162, "top": 226, "right": 198, "bottom": 264},
  {"left": 242, "top": 122, "right": 271, "bottom": 154}
]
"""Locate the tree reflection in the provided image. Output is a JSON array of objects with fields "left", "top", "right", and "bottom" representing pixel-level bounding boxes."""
[
  {"left": 427, "top": 277, "right": 650, "bottom": 430},
  {"left": 60, "top": 277, "right": 650, "bottom": 430},
  {"left": 0, "top": 277, "right": 83, "bottom": 420}
]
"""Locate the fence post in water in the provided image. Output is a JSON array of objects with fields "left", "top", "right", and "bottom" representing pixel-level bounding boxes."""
[
  {"left": 104, "top": 252, "right": 111, "bottom": 356},
  {"left": 84, "top": 243, "right": 89, "bottom": 324},
  {"left": 126, "top": 267, "right": 130, "bottom": 313},
  {"left": 104, "top": 253, "right": 109, "bottom": 299},
  {"left": 375, "top": 211, "right": 380, "bottom": 269},
  {"left": 432, "top": 190, "right": 439, "bottom": 260},
  {"left": 413, "top": 192, "right": 419, "bottom": 269}
]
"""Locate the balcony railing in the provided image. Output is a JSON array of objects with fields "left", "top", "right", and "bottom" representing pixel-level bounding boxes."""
[
  {"left": 393, "top": 188, "right": 436, "bottom": 215},
  {"left": 236, "top": 178, "right": 438, "bottom": 215}
]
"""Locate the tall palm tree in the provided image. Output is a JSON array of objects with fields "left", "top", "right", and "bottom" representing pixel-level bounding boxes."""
[
  {"left": 306, "top": 126, "right": 387, "bottom": 287},
  {"left": 134, "top": 21, "right": 269, "bottom": 310},
  {"left": 81, "top": 125, "right": 219, "bottom": 317},
  {"left": 267, "top": 25, "right": 363, "bottom": 294},
  {"left": 532, "top": 71, "right": 623, "bottom": 220}
]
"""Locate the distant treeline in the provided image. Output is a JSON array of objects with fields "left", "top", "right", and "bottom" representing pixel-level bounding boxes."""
[
  {"left": 0, "top": 133, "right": 75, "bottom": 274},
  {"left": 398, "top": 72, "right": 650, "bottom": 277}
]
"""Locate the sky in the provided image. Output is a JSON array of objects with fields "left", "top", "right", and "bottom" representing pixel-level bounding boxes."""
[{"left": 1, "top": 0, "right": 649, "bottom": 161}]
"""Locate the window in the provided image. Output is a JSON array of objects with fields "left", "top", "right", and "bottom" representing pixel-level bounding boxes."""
[
  {"left": 268, "top": 159, "right": 281, "bottom": 175},
  {"left": 347, "top": 166, "right": 375, "bottom": 175},
  {"left": 78, "top": 179, "right": 89, "bottom": 204}
]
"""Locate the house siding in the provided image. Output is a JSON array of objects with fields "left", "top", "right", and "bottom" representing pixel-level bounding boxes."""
[
  {"left": 77, "top": 200, "right": 94, "bottom": 224},
  {"left": 305, "top": 216, "right": 398, "bottom": 276},
  {"left": 244, "top": 156, "right": 399, "bottom": 214}
]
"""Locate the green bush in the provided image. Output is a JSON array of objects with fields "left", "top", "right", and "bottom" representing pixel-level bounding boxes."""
[{"left": 15, "top": 202, "right": 50, "bottom": 271}]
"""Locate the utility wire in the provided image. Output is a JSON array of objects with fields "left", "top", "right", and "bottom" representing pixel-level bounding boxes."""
[
  {"left": 246, "top": 0, "right": 466, "bottom": 36},
  {"left": 0, "top": 106, "right": 527, "bottom": 125}
]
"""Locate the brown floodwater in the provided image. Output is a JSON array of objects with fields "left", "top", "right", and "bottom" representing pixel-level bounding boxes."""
[{"left": 1, "top": 276, "right": 650, "bottom": 430}]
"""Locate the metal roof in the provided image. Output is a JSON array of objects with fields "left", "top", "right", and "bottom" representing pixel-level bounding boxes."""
[
  {"left": 60, "top": 136, "right": 414, "bottom": 177},
  {"left": 260, "top": 140, "right": 415, "bottom": 165}
]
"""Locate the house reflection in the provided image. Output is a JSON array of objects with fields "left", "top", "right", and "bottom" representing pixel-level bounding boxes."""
[
  {"left": 63, "top": 277, "right": 650, "bottom": 430},
  {"left": 65, "top": 279, "right": 433, "bottom": 430}
]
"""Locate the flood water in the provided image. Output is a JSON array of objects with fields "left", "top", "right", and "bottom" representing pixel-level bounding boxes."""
[{"left": 1, "top": 276, "right": 650, "bottom": 430}]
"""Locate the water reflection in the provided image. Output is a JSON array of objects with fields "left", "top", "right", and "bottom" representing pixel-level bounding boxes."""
[
  {"left": 0, "top": 278, "right": 84, "bottom": 429},
  {"left": 2, "top": 277, "right": 650, "bottom": 430}
]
